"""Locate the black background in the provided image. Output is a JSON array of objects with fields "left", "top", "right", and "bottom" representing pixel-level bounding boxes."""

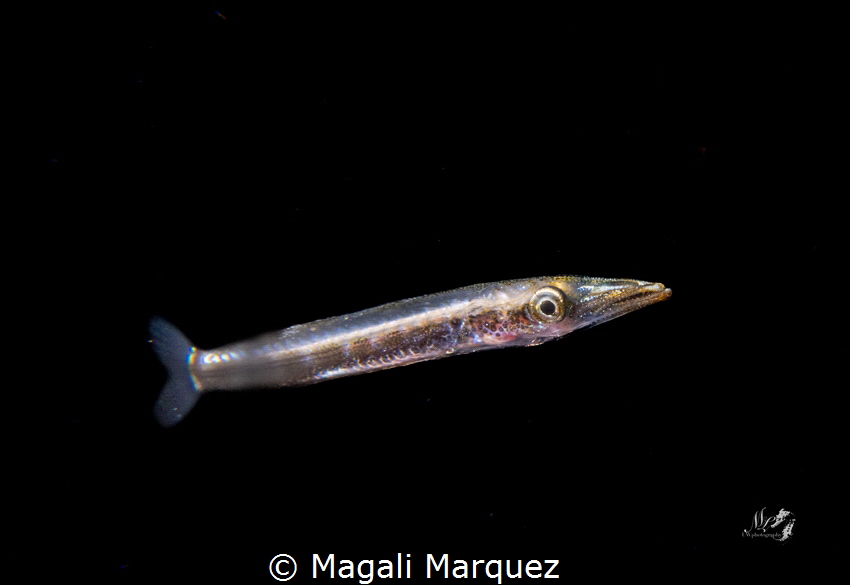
[{"left": 36, "top": 5, "right": 843, "bottom": 580}]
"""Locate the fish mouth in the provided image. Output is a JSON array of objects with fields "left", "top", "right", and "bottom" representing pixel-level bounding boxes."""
[{"left": 574, "top": 280, "right": 672, "bottom": 328}]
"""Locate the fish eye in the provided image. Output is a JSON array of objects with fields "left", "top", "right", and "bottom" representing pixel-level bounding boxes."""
[{"left": 528, "top": 286, "right": 568, "bottom": 323}]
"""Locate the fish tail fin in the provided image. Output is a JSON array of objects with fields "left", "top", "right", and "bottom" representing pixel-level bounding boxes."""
[{"left": 149, "top": 316, "right": 201, "bottom": 427}]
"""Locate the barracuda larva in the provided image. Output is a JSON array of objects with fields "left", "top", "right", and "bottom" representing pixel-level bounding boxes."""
[{"left": 149, "top": 275, "right": 671, "bottom": 426}]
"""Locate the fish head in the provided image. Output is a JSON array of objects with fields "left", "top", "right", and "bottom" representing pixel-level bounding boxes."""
[{"left": 523, "top": 275, "right": 672, "bottom": 340}]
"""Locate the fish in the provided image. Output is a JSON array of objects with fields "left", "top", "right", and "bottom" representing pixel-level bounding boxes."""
[{"left": 149, "top": 275, "right": 672, "bottom": 426}]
